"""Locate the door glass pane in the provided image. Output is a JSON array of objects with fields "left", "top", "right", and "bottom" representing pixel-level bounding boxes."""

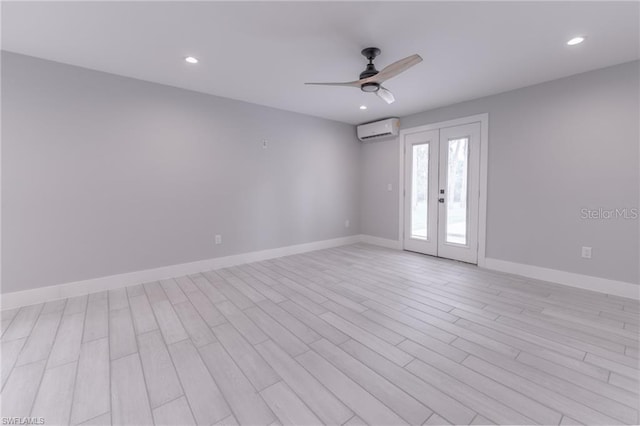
[
  {"left": 446, "top": 137, "right": 469, "bottom": 245},
  {"left": 411, "top": 143, "right": 429, "bottom": 240}
]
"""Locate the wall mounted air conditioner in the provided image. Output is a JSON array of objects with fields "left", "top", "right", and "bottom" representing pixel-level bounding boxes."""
[{"left": 356, "top": 118, "right": 400, "bottom": 142}]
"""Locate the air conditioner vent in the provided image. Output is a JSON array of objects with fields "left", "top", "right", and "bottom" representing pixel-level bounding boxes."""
[
  {"left": 356, "top": 118, "right": 399, "bottom": 141},
  {"left": 361, "top": 132, "right": 392, "bottom": 140}
]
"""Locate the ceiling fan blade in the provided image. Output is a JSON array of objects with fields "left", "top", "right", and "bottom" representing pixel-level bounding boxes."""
[
  {"left": 365, "top": 54, "right": 422, "bottom": 84},
  {"left": 304, "top": 81, "right": 361, "bottom": 87},
  {"left": 376, "top": 86, "right": 395, "bottom": 104}
]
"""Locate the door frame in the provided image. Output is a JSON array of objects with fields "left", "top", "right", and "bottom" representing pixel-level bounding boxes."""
[{"left": 398, "top": 113, "right": 489, "bottom": 267}]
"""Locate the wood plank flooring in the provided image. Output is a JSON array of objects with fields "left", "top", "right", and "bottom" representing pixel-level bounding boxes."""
[{"left": 1, "top": 243, "right": 638, "bottom": 425}]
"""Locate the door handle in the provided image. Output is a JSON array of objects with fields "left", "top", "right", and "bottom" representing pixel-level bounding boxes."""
[{"left": 438, "top": 198, "right": 445, "bottom": 203}]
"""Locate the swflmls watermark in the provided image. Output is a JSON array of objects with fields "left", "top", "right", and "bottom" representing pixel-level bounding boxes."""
[
  {"left": 580, "top": 208, "right": 639, "bottom": 220},
  {"left": 1, "top": 418, "right": 45, "bottom": 425}
]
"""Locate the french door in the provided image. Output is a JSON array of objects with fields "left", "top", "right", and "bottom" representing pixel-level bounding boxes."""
[{"left": 403, "top": 122, "right": 481, "bottom": 263}]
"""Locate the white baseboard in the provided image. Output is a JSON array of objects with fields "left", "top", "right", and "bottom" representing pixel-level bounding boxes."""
[
  {"left": 359, "top": 236, "right": 638, "bottom": 300},
  {"left": 484, "top": 258, "right": 639, "bottom": 300},
  {"left": 359, "top": 235, "right": 403, "bottom": 250},
  {"left": 360, "top": 236, "right": 638, "bottom": 299},
  {"left": 4, "top": 234, "right": 636, "bottom": 309},
  {"left": 0, "top": 235, "right": 361, "bottom": 310}
]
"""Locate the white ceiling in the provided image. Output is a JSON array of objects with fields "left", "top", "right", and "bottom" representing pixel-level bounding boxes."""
[{"left": 3, "top": 1, "right": 639, "bottom": 125}]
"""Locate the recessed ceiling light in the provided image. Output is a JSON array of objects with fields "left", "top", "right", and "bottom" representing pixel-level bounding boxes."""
[
  {"left": 359, "top": 105, "right": 367, "bottom": 110},
  {"left": 185, "top": 56, "right": 199, "bottom": 64},
  {"left": 567, "top": 36, "right": 585, "bottom": 46}
]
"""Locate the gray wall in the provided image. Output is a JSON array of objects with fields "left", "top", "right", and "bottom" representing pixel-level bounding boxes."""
[
  {"left": 360, "top": 138, "right": 400, "bottom": 241},
  {"left": 361, "top": 61, "right": 639, "bottom": 284},
  {"left": 2, "top": 52, "right": 361, "bottom": 293},
  {"left": 4, "top": 52, "right": 638, "bottom": 293}
]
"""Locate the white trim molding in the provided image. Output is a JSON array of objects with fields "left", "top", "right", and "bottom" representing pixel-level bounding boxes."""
[
  {"left": 0, "top": 235, "right": 361, "bottom": 309},
  {"left": 360, "top": 235, "right": 403, "bottom": 250},
  {"left": 484, "top": 258, "right": 639, "bottom": 300},
  {"left": 3, "top": 234, "right": 636, "bottom": 309},
  {"left": 360, "top": 235, "right": 639, "bottom": 300}
]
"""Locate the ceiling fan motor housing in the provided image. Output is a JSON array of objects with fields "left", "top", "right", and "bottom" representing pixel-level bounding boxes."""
[
  {"left": 359, "top": 47, "right": 381, "bottom": 80},
  {"left": 359, "top": 63, "right": 379, "bottom": 79},
  {"left": 360, "top": 47, "right": 381, "bottom": 91}
]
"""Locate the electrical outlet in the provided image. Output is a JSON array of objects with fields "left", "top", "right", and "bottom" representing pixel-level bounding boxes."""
[
  {"left": 262, "top": 139, "right": 268, "bottom": 149},
  {"left": 581, "top": 246, "right": 592, "bottom": 259},
  {"left": 215, "top": 234, "right": 222, "bottom": 245},
  {"left": 344, "top": 219, "right": 350, "bottom": 228},
  {"left": 387, "top": 183, "right": 393, "bottom": 192}
]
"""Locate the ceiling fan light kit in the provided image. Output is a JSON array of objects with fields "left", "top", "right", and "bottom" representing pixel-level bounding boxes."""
[
  {"left": 305, "top": 47, "right": 422, "bottom": 105},
  {"left": 361, "top": 82, "right": 380, "bottom": 92}
]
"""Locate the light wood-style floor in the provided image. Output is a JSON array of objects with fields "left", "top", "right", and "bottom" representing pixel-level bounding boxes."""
[{"left": 1, "top": 244, "right": 638, "bottom": 425}]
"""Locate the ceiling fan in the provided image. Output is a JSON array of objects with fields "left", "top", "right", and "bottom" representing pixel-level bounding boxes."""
[{"left": 305, "top": 47, "right": 422, "bottom": 105}]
